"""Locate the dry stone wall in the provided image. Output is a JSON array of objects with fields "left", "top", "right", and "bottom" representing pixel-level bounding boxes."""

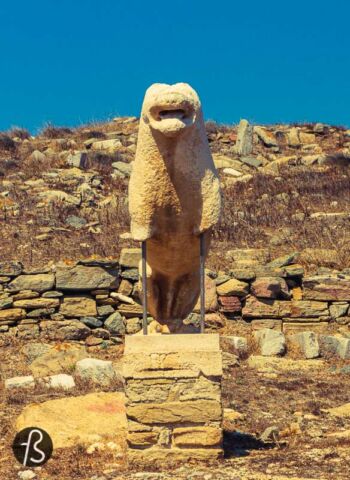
[{"left": 0, "top": 249, "right": 350, "bottom": 348}]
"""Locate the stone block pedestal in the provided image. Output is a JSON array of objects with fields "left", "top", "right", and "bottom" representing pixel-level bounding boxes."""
[{"left": 123, "top": 334, "right": 223, "bottom": 464}]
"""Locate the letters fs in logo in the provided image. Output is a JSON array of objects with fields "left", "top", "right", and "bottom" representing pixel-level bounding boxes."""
[{"left": 12, "top": 427, "right": 53, "bottom": 467}]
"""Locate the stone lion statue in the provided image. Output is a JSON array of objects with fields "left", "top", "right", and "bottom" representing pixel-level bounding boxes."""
[{"left": 129, "top": 83, "right": 221, "bottom": 332}]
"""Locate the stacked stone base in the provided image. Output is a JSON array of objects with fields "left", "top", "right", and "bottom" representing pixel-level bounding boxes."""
[{"left": 123, "top": 334, "right": 223, "bottom": 465}]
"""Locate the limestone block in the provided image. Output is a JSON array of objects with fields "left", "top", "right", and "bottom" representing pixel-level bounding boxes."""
[
  {"left": 124, "top": 332, "right": 220, "bottom": 354},
  {"left": 127, "top": 400, "right": 222, "bottom": 424},
  {"left": 129, "top": 83, "right": 221, "bottom": 331},
  {"left": 123, "top": 349, "right": 222, "bottom": 379},
  {"left": 126, "top": 376, "right": 220, "bottom": 404},
  {"left": 173, "top": 426, "right": 222, "bottom": 447},
  {"left": 127, "top": 431, "right": 159, "bottom": 447}
]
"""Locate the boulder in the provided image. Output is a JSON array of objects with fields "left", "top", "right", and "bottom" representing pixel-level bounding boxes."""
[
  {"left": 66, "top": 151, "right": 88, "bottom": 168},
  {"left": 235, "top": 119, "right": 253, "bottom": 155},
  {"left": 39, "top": 374, "right": 76, "bottom": 390},
  {"left": 75, "top": 358, "right": 117, "bottom": 387},
  {"left": 254, "top": 126, "right": 278, "bottom": 147},
  {"left": 288, "top": 331, "right": 320, "bottom": 359},
  {"left": 287, "top": 127, "right": 300, "bottom": 147},
  {"left": 8, "top": 274, "right": 55, "bottom": 293},
  {"left": 254, "top": 328, "right": 286, "bottom": 356},
  {"left": 91, "top": 139, "right": 122, "bottom": 153},
  {"left": 5, "top": 375, "right": 35, "bottom": 390},
  {"left": 16, "top": 392, "right": 127, "bottom": 449},
  {"left": 112, "top": 161, "right": 132, "bottom": 177},
  {"left": 319, "top": 335, "right": 350, "bottom": 359}
]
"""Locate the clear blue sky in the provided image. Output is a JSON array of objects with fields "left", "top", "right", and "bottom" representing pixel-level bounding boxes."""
[{"left": 1, "top": 0, "right": 349, "bottom": 132}]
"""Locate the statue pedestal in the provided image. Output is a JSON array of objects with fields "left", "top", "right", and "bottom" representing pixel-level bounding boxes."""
[{"left": 123, "top": 334, "right": 223, "bottom": 465}]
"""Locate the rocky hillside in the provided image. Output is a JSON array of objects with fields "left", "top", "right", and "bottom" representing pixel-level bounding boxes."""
[{"left": 0, "top": 118, "right": 349, "bottom": 272}]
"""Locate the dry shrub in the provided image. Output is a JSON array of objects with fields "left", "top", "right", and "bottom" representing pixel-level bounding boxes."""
[
  {"left": 0, "top": 134, "right": 16, "bottom": 151},
  {"left": 8, "top": 127, "right": 30, "bottom": 139},
  {"left": 40, "top": 122, "right": 72, "bottom": 139},
  {"left": 324, "top": 153, "right": 350, "bottom": 166}
]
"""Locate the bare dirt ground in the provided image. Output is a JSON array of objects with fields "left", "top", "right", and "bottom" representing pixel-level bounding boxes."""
[{"left": 1, "top": 338, "right": 350, "bottom": 480}]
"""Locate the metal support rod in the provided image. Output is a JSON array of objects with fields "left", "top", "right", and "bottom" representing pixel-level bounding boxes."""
[
  {"left": 199, "top": 233, "right": 205, "bottom": 333},
  {"left": 141, "top": 241, "right": 148, "bottom": 335}
]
